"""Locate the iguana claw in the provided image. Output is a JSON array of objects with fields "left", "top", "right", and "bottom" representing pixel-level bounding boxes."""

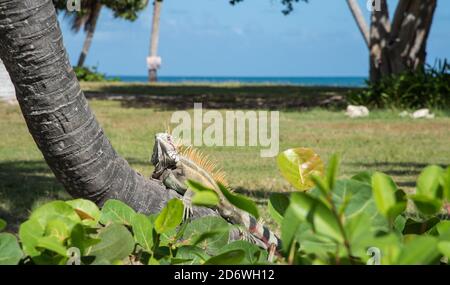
[{"left": 182, "top": 195, "right": 194, "bottom": 221}]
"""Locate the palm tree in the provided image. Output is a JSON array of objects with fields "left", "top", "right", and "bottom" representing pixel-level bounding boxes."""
[
  {"left": 54, "top": 0, "right": 150, "bottom": 68},
  {"left": 148, "top": 0, "right": 163, "bottom": 82},
  {"left": 0, "top": 0, "right": 216, "bottom": 218},
  {"left": 74, "top": 1, "right": 103, "bottom": 67}
]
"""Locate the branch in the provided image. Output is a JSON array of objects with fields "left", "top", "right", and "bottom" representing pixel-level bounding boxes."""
[{"left": 345, "top": 0, "right": 370, "bottom": 48}]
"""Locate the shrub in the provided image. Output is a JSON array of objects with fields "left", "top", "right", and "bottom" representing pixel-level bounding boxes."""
[
  {"left": 73, "top": 66, "right": 120, "bottom": 82},
  {"left": 0, "top": 149, "right": 449, "bottom": 265},
  {"left": 347, "top": 60, "right": 450, "bottom": 109}
]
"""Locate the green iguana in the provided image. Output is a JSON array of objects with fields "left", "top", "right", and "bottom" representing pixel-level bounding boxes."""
[{"left": 150, "top": 132, "right": 282, "bottom": 255}]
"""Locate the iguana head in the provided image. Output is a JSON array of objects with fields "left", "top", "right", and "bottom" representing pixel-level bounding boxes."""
[{"left": 151, "top": 133, "right": 180, "bottom": 176}]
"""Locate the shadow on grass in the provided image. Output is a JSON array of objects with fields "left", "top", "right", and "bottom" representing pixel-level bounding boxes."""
[
  {"left": 347, "top": 161, "right": 449, "bottom": 189},
  {"left": 234, "top": 187, "right": 287, "bottom": 206},
  {"left": 83, "top": 85, "right": 352, "bottom": 110},
  {"left": 0, "top": 160, "right": 67, "bottom": 233}
]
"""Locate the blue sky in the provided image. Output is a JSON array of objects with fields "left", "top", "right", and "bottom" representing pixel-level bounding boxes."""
[{"left": 58, "top": 0, "right": 450, "bottom": 77}]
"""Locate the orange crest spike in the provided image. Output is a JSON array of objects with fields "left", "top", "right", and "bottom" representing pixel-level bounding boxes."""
[{"left": 179, "top": 146, "right": 229, "bottom": 188}]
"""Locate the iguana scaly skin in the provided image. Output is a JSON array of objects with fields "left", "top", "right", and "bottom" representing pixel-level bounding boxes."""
[{"left": 150, "top": 133, "right": 281, "bottom": 254}]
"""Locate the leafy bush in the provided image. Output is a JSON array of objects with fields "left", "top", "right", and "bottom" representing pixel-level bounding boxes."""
[
  {"left": 0, "top": 149, "right": 449, "bottom": 265},
  {"left": 347, "top": 60, "right": 450, "bottom": 109},
  {"left": 73, "top": 66, "right": 120, "bottom": 82}
]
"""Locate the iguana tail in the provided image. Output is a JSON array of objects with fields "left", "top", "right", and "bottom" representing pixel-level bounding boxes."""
[{"left": 239, "top": 213, "right": 282, "bottom": 252}]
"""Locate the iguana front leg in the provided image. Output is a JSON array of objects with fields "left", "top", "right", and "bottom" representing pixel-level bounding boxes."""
[
  {"left": 181, "top": 189, "right": 194, "bottom": 221},
  {"left": 161, "top": 168, "right": 194, "bottom": 220}
]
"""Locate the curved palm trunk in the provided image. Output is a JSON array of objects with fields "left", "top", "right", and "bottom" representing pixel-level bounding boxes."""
[
  {"left": 148, "top": 0, "right": 162, "bottom": 82},
  {"left": 0, "top": 0, "right": 216, "bottom": 218},
  {"left": 77, "top": 2, "right": 102, "bottom": 67}
]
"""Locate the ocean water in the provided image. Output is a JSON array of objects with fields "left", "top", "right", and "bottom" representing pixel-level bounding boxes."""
[{"left": 109, "top": 76, "right": 367, "bottom": 87}]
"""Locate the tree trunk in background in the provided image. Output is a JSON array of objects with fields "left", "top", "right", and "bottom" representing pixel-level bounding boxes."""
[
  {"left": 148, "top": 0, "right": 162, "bottom": 82},
  {"left": 345, "top": 0, "right": 370, "bottom": 48},
  {"left": 0, "top": 0, "right": 216, "bottom": 218},
  {"left": 347, "top": 0, "right": 438, "bottom": 83},
  {"left": 388, "top": 0, "right": 437, "bottom": 73},
  {"left": 77, "top": 2, "right": 102, "bottom": 67},
  {"left": 369, "top": 0, "right": 392, "bottom": 82}
]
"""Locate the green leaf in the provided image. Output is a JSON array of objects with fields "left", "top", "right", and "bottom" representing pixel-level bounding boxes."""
[
  {"left": 218, "top": 241, "right": 268, "bottom": 264},
  {"left": 393, "top": 215, "right": 407, "bottom": 233},
  {"left": 396, "top": 236, "right": 440, "bottom": 265},
  {"left": 434, "top": 221, "right": 450, "bottom": 242},
  {"left": 186, "top": 180, "right": 220, "bottom": 207},
  {"left": 70, "top": 224, "right": 100, "bottom": 255},
  {"left": 370, "top": 233, "right": 401, "bottom": 265},
  {"left": 280, "top": 206, "right": 301, "bottom": 253},
  {"left": 351, "top": 171, "right": 374, "bottom": 185},
  {"left": 131, "top": 214, "right": 154, "bottom": 253},
  {"left": 344, "top": 213, "right": 374, "bottom": 259},
  {"left": 268, "top": 193, "right": 290, "bottom": 225},
  {"left": 203, "top": 249, "right": 246, "bottom": 265},
  {"left": 175, "top": 246, "right": 209, "bottom": 265},
  {"left": 403, "top": 217, "right": 440, "bottom": 235},
  {"left": 18, "top": 218, "right": 45, "bottom": 258},
  {"left": 371, "top": 172, "right": 401, "bottom": 220},
  {"left": 218, "top": 182, "right": 259, "bottom": 219},
  {"left": 89, "top": 223, "right": 135, "bottom": 263},
  {"left": 36, "top": 236, "right": 68, "bottom": 257},
  {"left": 288, "top": 192, "right": 343, "bottom": 243},
  {"left": 410, "top": 194, "right": 443, "bottom": 216},
  {"left": 311, "top": 175, "right": 330, "bottom": 196},
  {"left": 442, "top": 167, "right": 450, "bottom": 201},
  {"left": 313, "top": 179, "right": 387, "bottom": 229},
  {"left": 100, "top": 199, "right": 136, "bottom": 226},
  {"left": 277, "top": 148, "right": 324, "bottom": 191},
  {"left": 30, "top": 201, "right": 81, "bottom": 230},
  {"left": 183, "top": 217, "right": 230, "bottom": 256},
  {"left": 438, "top": 241, "right": 450, "bottom": 258},
  {"left": 45, "top": 219, "right": 70, "bottom": 242},
  {"left": 154, "top": 199, "right": 184, "bottom": 234},
  {"left": 417, "top": 165, "right": 444, "bottom": 199},
  {"left": 0, "top": 233, "right": 23, "bottom": 265},
  {"left": 326, "top": 154, "right": 340, "bottom": 191},
  {"left": 66, "top": 199, "right": 101, "bottom": 224},
  {"left": 0, "top": 218, "right": 6, "bottom": 232}
]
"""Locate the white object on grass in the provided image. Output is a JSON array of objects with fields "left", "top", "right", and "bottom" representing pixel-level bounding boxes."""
[
  {"left": 345, "top": 105, "right": 370, "bottom": 118},
  {"left": 411, "top": 108, "right": 435, "bottom": 119}
]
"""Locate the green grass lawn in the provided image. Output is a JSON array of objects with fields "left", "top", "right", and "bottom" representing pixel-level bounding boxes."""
[{"left": 1, "top": 99, "right": 449, "bottom": 232}]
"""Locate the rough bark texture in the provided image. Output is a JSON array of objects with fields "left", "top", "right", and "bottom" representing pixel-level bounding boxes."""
[
  {"left": 369, "top": 0, "right": 391, "bottom": 82},
  {"left": 148, "top": 0, "right": 161, "bottom": 82},
  {"left": 348, "top": 0, "right": 437, "bottom": 82},
  {"left": 0, "top": 0, "right": 217, "bottom": 219},
  {"left": 77, "top": 2, "right": 102, "bottom": 67}
]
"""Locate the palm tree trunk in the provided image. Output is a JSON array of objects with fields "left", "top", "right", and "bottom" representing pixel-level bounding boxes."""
[
  {"left": 345, "top": 0, "right": 370, "bottom": 48},
  {"left": 77, "top": 2, "right": 102, "bottom": 67},
  {"left": 148, "top": 0, "right": 162, "bottom": 82},
  {"left": 0, "top": 0, "right": 216, "bottom": 218}
]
